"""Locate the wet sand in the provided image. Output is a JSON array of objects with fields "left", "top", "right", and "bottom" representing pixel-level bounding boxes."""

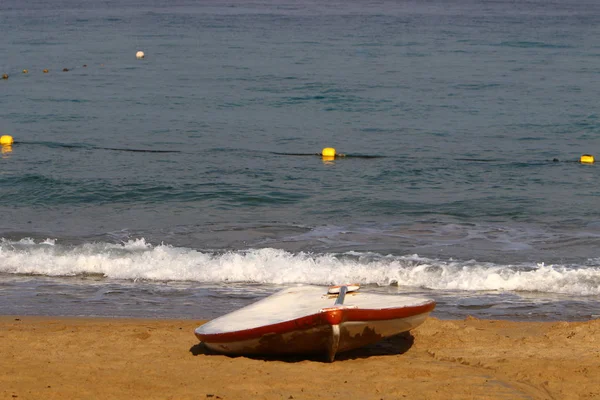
[{"left": 1, "top": 316, "right": 599, "bottom": 400}]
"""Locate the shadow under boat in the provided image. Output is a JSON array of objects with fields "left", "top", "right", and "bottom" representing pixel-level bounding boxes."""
[{"left": 189, "top": 331, "right": 415, "bottom": 363}]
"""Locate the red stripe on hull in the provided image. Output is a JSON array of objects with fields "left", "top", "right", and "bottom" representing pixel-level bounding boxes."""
[{"left": 195, "top": 301, "right": 435, "bottom": 344}]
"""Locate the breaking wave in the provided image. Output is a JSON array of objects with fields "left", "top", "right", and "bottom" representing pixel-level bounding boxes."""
[{"left": 2, "top": 237, "right": 600, "bottom": 296}]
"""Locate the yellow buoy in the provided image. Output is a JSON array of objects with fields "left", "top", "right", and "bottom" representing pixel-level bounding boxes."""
[
  {"left": 0, "top": 135, "right": 14, "bottom": 146},
  {"left": 136, "top": 51, "right": 145, "bottom": 59},
  {"left": 321, "top": 147, "right": 336, "bottom": 157},
  {"left": 580, "top": 154, "right": 595, "bottom": 164},
  {"left": 2, "top": 74, "right": 8, "bottom": 80},
  {"left": 22, "top": 69, "right": 28, "bottom": 74},
  {"left": 43, "top": 69, "right": 49, "bottom": 73}
]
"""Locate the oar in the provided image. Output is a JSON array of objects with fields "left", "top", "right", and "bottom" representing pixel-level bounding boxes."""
[
  {"left": 334, "top": 285, "right": 348, "bottom": 306},
  {"left": 327, "top": 284, "right": 360, "bottom": 306},
  {"left": 323, "top": 284, "right": 360, "bottom": 362}
]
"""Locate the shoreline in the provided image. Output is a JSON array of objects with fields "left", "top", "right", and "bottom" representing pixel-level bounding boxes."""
[{"left": 1, "top": 315, "right": 599, "bottom": 399}]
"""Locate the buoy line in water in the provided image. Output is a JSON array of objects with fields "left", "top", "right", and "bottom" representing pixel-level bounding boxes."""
[
  {"left": 0, "top": 51, "right": 146, "bottom": 80},
  {"left": 1, "top": 63, "right": 118, "bottom": 79},
  {"left": 273, "top": 147, "right": 384, "bottom": 159},
  {"left": 1, "top": 64, "right": 94, "bottom": 79},
  {"left": 272, "top": 152, "right": 384, "bottom": 159},
  {"left": 0, "top": 53, "right": 597, "bottom": 165},
  {"left": 0, "top": 138, "right": 596, "bottom": 163},
  {"left": 272, "top": 148, "right": 596, "bottom": 164},
  {"left": 9, "top": 140, "right": 181, "bottom": 154}
]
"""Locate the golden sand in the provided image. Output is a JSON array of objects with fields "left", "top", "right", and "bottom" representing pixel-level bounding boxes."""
[{"left": 1, "top": 316, "right": 598, "bottom": 399}]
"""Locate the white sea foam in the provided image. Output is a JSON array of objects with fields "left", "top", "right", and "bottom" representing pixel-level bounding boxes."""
[{"left": 1, "top": 237, "right": 599, "bottom": 296}]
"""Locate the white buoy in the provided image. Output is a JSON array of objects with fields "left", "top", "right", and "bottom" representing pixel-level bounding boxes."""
[{"left": 136, "top": 51, "right": 145, "bottom": 59}]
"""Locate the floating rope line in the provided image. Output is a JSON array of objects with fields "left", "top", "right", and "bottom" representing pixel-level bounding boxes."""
[
  {"left": 272, "top": 152, "right": 384, "bottom": 159},
  {"left": 1, "top": 138, "right": 595, "bottom": 163},
  {"left": 9, "top": 140, "right": 181, "bottom": 154}
]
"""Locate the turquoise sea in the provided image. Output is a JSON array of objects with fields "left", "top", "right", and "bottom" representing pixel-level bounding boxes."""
[{"left": 2, "top": 0, "right": 600, "bottom": 321}]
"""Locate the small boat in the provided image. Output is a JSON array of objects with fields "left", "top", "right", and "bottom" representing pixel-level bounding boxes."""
[{"left": 194, "top": 285, "right": 435, "bottom": 361}]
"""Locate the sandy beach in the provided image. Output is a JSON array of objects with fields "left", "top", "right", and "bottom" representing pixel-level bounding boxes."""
[{"left": 1, "top": 316, "right": 598, "bottom": 400}]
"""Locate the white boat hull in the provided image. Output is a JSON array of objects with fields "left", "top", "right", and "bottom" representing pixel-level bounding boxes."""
[
  {"left": 202, "top": 313, "right": 429, "bottom": 359},
  {"left": 195, "top": 285, "right": 435, "bottom": 361}
]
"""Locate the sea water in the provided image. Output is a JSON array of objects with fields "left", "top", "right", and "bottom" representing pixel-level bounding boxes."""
[{"left": 1, "top": 0, "right": 600, "bottom": 321}]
